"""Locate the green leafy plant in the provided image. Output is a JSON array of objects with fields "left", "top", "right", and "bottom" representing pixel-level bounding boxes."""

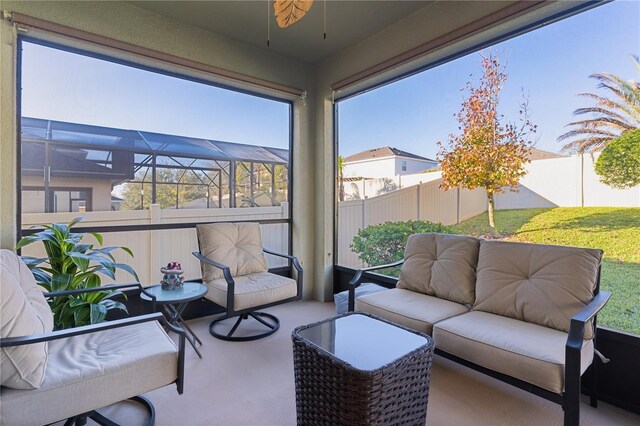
[
  {"left": 595, "top": 129, "right": 640, "bottom": 189},
  {"left": 351, "top": 220, "right": 453, "bottom": 277},
  {"left": 16, "top": 217, "right": 138, "bottom": 330}
]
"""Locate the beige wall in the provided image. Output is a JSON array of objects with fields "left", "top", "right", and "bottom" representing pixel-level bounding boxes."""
[{"left": 0, "top": 0, "right": 316, "bottom": 298}]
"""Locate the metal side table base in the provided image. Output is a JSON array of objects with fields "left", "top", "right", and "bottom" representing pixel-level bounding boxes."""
[
  {"left": 140, "top": 282, "right": 209, "bottom": 358},
  {"left": 165, "top": 302, "right": 203, "bottom": 358}
]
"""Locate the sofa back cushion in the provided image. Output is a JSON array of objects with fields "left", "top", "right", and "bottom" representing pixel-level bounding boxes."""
[
  {"left": 1, "top": 249, "right": 54, "bottom": 389},
  {"left": 397, "top": 233, "right": 479, "bottom": 305},
  {"left": 197, "top": 222, "right": 268, "bottom": 281},
  {"left": 474, "top": 240, "right": 602, "bottom": 339}
]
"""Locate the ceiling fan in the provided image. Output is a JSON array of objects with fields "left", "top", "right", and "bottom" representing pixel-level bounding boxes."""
[{"left": 274, "top": 0, "right": 314, "bottom": 28}]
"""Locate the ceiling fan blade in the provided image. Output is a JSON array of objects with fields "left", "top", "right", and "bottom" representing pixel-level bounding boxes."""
[{"left": 274, "top": 0, "right": 314, "bottom": 29}]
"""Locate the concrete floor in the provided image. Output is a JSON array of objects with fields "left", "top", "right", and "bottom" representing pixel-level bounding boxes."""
[{"left": 93, "top": 301, "right": 639, "bottom": 425}]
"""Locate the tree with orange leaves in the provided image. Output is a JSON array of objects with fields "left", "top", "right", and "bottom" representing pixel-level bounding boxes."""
[{"left": 437, "top": 53, "right": 536, "bottom": 236}]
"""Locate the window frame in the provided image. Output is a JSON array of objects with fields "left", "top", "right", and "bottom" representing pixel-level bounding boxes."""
[{"left": 16, "top": 35, "right": 294, "bottom": 259}]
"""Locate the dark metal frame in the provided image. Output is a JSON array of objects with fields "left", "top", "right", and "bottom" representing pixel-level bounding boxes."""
[
  {"left": 193, "top": 247, "right": 303, "bottom": 342},
  {"left": 0, "top": 283, "right": 186, "bottom": 426},
  {"left": 347, "top": 260, "right": 611, "bottom": 426}
]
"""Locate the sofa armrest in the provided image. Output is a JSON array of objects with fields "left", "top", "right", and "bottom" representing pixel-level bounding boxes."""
[
  {"left": 566, "top": 291, "right": 611, "bottom": 351},
  {"left": 564, "top": 290, "right": 611, "bottom": 421},
  {"left": 347, "top": 259, "right": 404, "bottom": 312}
]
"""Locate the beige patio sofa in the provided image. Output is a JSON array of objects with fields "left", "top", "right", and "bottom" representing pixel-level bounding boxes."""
[{"left": 347, "top": 233, "right": 611, "bottom": 426}]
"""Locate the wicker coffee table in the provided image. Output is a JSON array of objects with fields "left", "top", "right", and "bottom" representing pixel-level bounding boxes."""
[{"left": 292, "top": 312, "right": 434, "bottom": 426}]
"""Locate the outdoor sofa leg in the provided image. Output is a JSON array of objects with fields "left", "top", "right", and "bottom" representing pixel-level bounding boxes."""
[
  {"left": 564, "top": 350, "right": 581, "bottom": 426},
  {"left": 590, "top": 360, "right": 598, "bottom": 408},
  {"left": 564, "top": 383, "right": 580, "bottom": 426}
]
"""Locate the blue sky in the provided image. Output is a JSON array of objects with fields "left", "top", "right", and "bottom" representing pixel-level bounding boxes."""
[
  {"left": 338, "top": 0, "right": 640, "bottom": 159},
  {"left": 21, "top": 43, "right": 291, "bottom": 149},
  {"left": 21, "top": 1, "right": 639, "bottom": 158}
]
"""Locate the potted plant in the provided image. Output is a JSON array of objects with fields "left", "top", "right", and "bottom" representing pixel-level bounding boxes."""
[{"left": 16, "top": 217, "right": 139, "bottom": 330}]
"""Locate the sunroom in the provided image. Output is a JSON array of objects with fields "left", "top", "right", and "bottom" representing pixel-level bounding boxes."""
[{"left": 0, "top": 1, "right": 638, "bottom": 425}]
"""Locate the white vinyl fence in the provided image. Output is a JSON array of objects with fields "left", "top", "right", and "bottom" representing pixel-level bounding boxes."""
[
  {"left": 338, "top": 180, "right": 487, "bottom": 268},
  {"left": 21, "top": 203, "right": 289, "bottom": 286},
  {"left": 342, "top": 171, "right": 442, "bottom": 200},
  {"left": 495, "top": 154, "right": 640, "bottom": 209}
]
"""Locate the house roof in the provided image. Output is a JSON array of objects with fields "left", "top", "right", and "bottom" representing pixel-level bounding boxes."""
[
  {"left": 528, "top": 147, "right": 566, "bottom": 161},
  {"left": 344, "top": 147, "right": 436, "bottom": 163}
]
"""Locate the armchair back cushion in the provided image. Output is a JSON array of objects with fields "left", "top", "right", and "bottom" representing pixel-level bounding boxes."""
[
  {"left": 0, "top": 250, "right": 54, "bottom": 389},
  {"left": 397, "top": 233, "right": 479, "bottom": 305},
  {"left": 197, "top": 223, "right": 268, "bottom": 281},
  {"left": 474, "top": 240, "right": 602, "bottom": 339}
]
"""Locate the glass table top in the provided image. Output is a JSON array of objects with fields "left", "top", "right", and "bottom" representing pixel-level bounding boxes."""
[
  {"left": 297, "top": 313, "right": 430, "bottom": 371},
  {"left": 140, "top": 282, "right": 208, "bottom": 304}
]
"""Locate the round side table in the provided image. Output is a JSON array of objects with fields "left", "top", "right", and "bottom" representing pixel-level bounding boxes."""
[{"left": 141, "top": 282, "right": 208, "bottom": 358}]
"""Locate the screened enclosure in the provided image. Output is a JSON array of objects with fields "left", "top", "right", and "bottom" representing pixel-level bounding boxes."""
[{"left": 21, "top": 117, "right": 289, "bottom": 213}]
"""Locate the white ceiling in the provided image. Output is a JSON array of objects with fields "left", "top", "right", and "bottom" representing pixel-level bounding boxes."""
[{"left": 128, "top": 1, "right": 431, "bottom": 65}]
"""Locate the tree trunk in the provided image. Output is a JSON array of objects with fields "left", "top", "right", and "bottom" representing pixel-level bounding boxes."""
[{"left": 487, "top": 192, "right": 497, "bottom": 236}]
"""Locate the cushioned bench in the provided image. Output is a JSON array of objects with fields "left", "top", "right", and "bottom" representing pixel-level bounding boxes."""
[{"left": 348, "top": 233, "right": 611, "bottom": 426}]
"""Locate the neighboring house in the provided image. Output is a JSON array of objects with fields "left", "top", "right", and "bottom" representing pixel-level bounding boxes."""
[
  {"left": 527, "top": 147, "right": 566, "bottom": 161},
  {"left": 343, "top": 146, "right": 438, "bottom": 179}
]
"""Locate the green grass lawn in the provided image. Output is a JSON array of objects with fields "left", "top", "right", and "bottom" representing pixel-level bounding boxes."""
[{"left": 452, "top": 207, "right": 640, "bottom": 336}]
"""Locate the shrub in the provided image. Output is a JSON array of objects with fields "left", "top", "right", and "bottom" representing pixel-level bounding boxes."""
[
  {"left": 595, "top": 129, "right": 640, "bottom": 189},
  {"left": 350, "top": 220, "right": 454, "bottom": 269}
]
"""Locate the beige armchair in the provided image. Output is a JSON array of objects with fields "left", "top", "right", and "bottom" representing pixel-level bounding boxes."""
[
  {"left": 193, "top": 222, "right": 303, "bottom": 341},
  {"left": 0, "top": 250, "right": 185, "bottom": 426}
]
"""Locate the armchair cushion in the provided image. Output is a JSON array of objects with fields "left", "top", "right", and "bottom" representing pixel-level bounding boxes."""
[
  {"left": 0, "top": 250, "right": 54, "bottom": 390},
  {"left": 474, "top": 241, "right": 602, "bottom": 339},
  {"left": 205, "top": 272, "right": 297, "bottom": 310},
  {"left": 0, "top": 321, "right": 177, "bottom": 426},
  {"left": 397, "top": 233, "right": 479, "bottom": 305},
  {"left": 197, "top": 223, "right": 268, "bottom": 281}
]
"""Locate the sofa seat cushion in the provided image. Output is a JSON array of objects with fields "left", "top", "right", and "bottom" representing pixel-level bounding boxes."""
[
  {"left": 355, "top": 288, "right": 469, "bottom": 335},
  {"left": 197, "top": 222, "right": 268, "bottom": 281},
  {"left": 433, "top": 311, "right": 594, "bottom": 394},
  {"left": 205, "top": 272, "right": 297, "bottom": 311},
  {"left": 0, "top": 320, "right": 178, "bottom": 426},
  {"left": 1, "top": 250, "right": 54, "bottom": 390},
  {"left": 397, "top": 233, "right": 479, "bottom": 305},
  {"left": 474, "top": 240, "right": 602, "bottom": 339}
]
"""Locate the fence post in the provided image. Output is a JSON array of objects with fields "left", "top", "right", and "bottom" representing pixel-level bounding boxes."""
[
  {"left": 149, "top": 204, "right": 161, "bottom": 285},
  {"left": 457, "top": 188, "right": 461, "bottom": 224},
  {"left": 416, "top": 184, "right": 421, "bottom": 220}
]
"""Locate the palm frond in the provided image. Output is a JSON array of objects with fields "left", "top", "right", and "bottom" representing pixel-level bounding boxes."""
[
  {"left": 572, "top": 106, "right": 633, "bottom": 123},
  {"left": 564, "top": 117, "right": 634, "bottom": 132},
  {"left": 559, "top": 60, "right": 640, "bottom": 153},
  {"left": 560, "top": 137, "right": 611, "bottom": 153},
  {"left": 576, "top": 93, "right": 639, "bottom": 122},
  {"left": 558, "top": 128, "right": 618, "bottom": 141}
]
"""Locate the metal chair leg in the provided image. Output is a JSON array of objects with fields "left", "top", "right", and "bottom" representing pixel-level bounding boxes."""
[
  {"left": 63, "top": 396, "right": 155, "bottom": 426},
  {"left": 209, "top": 311, "right": 280, "bottom": 342}
]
